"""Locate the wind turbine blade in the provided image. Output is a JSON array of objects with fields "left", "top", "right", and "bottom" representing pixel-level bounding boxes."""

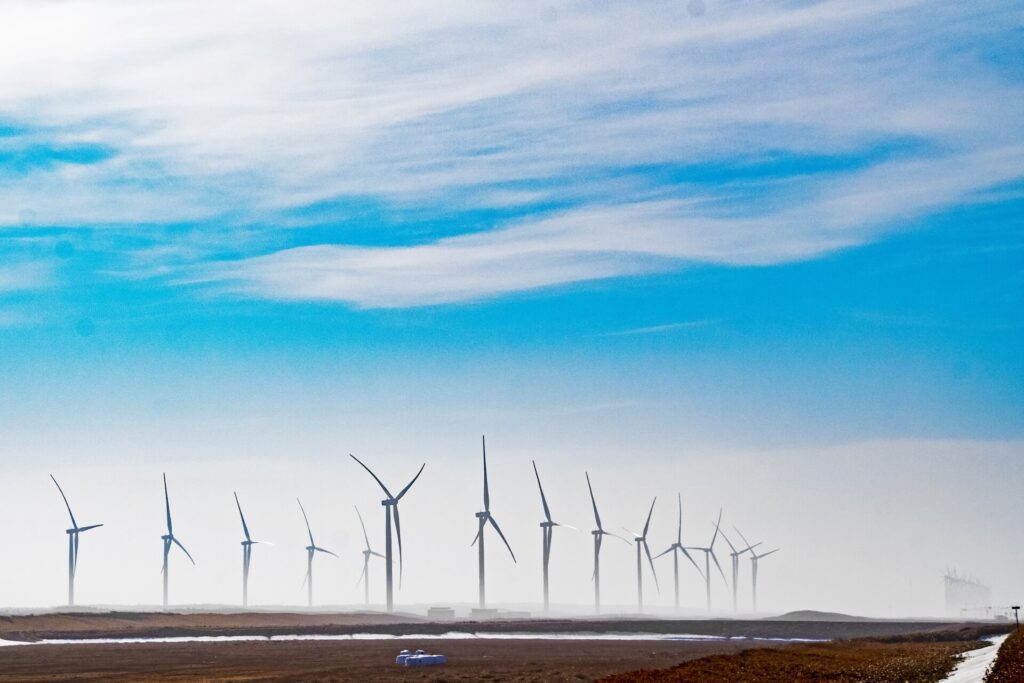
[
  {"left": 733, "top": 526, "right": 753, "bottom": 550},
  {"left": 644, "top": 540, "right": 660, "bottom": 593},
  {"left": 556, "top": 523, "right": 579, "bottom": 531},
  {"left": 642, "top": 497, "right": 656, "bottom": 538},
  {"left": 396, "top": 463, "right": 426, "bottom": 501},
  {"left": 355, "top": 562, "right": 367, "bottom": 589},
  {"left": 532, "top": 460, "right": 553, "bottom": 523},
  {"left": 297, "top": 498, "right": 315, "bottom": 547},
  {"left": 481, "top": 435, "right": 490, "bottom": 512},
  {"left": 739, "top": 541, "right": 762, "bottom": 555},
  {"left": 487, "top": 515, "right": 516, "bottom": 563},
  {"left": 163, "top": 473, "right": 173, "bottom": 535},
  {"left": 718, "top": 527, "right": 737, "bottom": 554},
  {"left": 349, "top": 453, "right": 394, "bottom": 499},
  {"left": 654, "top": 546, "right": 674, "bottom": 559},
  {"left": 709, "top": 508, "right": 722, "bottom": 549},
  {"left": 77, "top": 523, "right": 103, "bottom": 533},
  {"left": 710, "top": 549, "right": 727, "bottom": 586},
  {"left": 50, "top": 475, "right": 78, "bottom": 528},
  {"left": 681, "top": 546, "right": 704, "bottom": 578},
  {"left": 314, "top": 546, "right": 338, "bottom": 558},
  {"left": 370, "top": 551, "right": 386, "bottom": 559},
  {"left": 234, "top": 492, "right": 251, "bottom": 542},
  {"left": 585, "top": 472, "right": 602, "bottom": 531},
  {"left": 354, "top": 505, "right": 371, "bottom": 552},
  {"left": 757, "top": 548, "right": 781, "bottom": 559},
  {"left": 393, "top": 504, "right": 404, "bottom": 587},
  {"left": 470, "top": 524, "right": 482, "bottom": 547},
  {"left": 676, "top": 493, "right": 682, "bottom": 546},
  {"left": 171, "top": 536, "right": 196, "bottom": 565},
  {"left": 622, "top": 527, "right": 640, "bottom": 539},
  {"left": 606, "top": 530, "right": 632, "bottom": 545},
  {"left": 73, "top": 532, "right": 79, "bottom": 577}
]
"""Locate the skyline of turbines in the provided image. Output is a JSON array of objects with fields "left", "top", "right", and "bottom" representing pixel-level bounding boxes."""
[{"left": 43, "top": 444, "right": 779, "bottom": 613}]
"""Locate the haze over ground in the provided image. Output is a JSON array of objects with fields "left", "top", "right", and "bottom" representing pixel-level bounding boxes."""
[{"left": 0, "top": 0, "right": 1021, "bottom": 616}]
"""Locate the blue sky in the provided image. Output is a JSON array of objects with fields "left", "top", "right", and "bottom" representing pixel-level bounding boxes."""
[
  {"left": 0, "top": 0, "right": 1021, "bottom": 450},
  {"left": 0, "top": 0, "right": 1022, "bottom": 612}
]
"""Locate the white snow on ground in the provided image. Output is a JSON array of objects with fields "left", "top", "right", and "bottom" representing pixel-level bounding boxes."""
[
  {"left": 0, "top": 632, "right": 827, "bottom": 646},
  {"left": 940, "top": 634, "right": 1008, "bottom": 683}
]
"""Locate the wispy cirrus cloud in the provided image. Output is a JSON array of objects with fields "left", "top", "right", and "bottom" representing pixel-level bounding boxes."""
[{"left": 0, "top": 0, "right": 1021, "bottom": 305}]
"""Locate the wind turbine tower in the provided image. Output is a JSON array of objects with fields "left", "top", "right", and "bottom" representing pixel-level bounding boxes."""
[
  {"left": 297, "top": 498, "right": 337, "bottom": 607},
  {"left": 532, "top": 460, "right": 572, "bottom": 613},
  {"left": 719, "top": 526, "right": 760, "bottom": 612},
  {"left": 160, "top": 473, "right": 195, "bottom": 607},
  {"left": 472, "top": 436, "right": 516, "bottom": 609},
  {"left": 685, "top": 508, "right": 727, "bottom": 612},
  {"left": 735, "top": 528, "right": 779, "bottom": 613},
  {"left": 585, "top": 472, "right": 628, "bottom": 613},
  {"left": 50, "top": 475, "right": 103, "bottom": 607},
  {"left": 355, "top": 505, "right": 385, "bottom": 606},
  {"left": 625, "top": 498, "right": 659, "bottom": 612},
  {"left": 654, "top": 494, "right": 704, "bottom": 612},
  {"left": 234, "top": 492, "right": 265, "bottom": 607},
  {"left": 349, "top": 453, "right": 425, "bottom": 612}
]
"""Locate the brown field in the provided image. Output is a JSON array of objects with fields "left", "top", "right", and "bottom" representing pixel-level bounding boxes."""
[
  {"left": 0, "top": 638, "right": 776, "bottom": 682},
  {"left": 599, "top": 639, "right": 981, "bottom": 683},
  {"left": 986, "top": 627, "right": 1024, "bottom": 683}
]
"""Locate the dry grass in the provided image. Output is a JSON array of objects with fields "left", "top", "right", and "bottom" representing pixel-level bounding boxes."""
[
  {"left": 599, "top": 638, "right": 983, "bottom": 683},
  {"left": 985, "top": 627, "right": 1024, "bottom": 683}
]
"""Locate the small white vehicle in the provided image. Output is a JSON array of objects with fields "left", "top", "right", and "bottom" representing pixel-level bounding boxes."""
[{"left": 396, "top": 648, "right": 447, "bottom": 666}]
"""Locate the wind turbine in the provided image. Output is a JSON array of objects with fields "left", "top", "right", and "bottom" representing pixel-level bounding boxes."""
[
  {"left": 297, "top": 498, "right": 337, "bottom": 607},
  {"left": 49, "top": 475, "right": 103, "bottom": 607},
  {"left": 736, "top": 528, "right": 779, "bottom": 613},
  {"left": 349, "top": 453, "right": 425, "bottom": 612},
  {"left": 624, "top": 497, "right": 659, "bottom": 612},
  {"left": 160, "top": 473, "right": 195, "bottom": 607},
  {"left": 234, "top": 492, "right": 268, "bottom": 607},
  {"left": 654, "top": 494, "right": 704, "bottom": 611},
  {"left": 532, "top": 460, "right": 573, "bottom": 613},
  {"left": 719, "top": 526, "right": 760, "bottom": 612},
  {"left": 585, "top": 472, "right": 628, "bottom": 613},
  {"left": 471, "top": 436, "right": 516, "bottom": 609},
  {"left": 354, "top": 505, "right": 385, "bottom": 606},
  {"left": 685, "top": 508, "right": 727, "bottom": 612}
]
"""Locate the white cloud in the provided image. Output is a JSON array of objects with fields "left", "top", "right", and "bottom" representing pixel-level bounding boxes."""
[
  {"left": 207, "top": 143, "right": 1023, "bottom": 307},
  {"left": 0, "top": 0, "right": 1021, "bottom": 303}
]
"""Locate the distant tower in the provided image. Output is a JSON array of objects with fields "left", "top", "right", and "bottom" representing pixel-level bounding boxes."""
[{"left": 944, "top": 570, "right": 991, "bottom": 617}]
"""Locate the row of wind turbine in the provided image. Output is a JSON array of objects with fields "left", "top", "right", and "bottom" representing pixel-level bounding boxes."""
[{"left": 48, "top": 452, "right": 777, "bottom": 613}]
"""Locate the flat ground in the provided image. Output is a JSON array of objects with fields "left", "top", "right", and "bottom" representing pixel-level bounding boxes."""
[
  {"left": 0, "top": 612, "right": 1003, "bottom": 682},
  {"left": 0, "top": 638, "right": 775, "bottom": 682}
]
